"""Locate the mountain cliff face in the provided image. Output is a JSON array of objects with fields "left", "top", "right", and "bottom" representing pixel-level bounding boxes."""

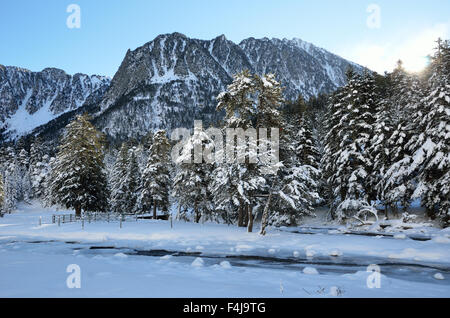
[
  {"left": 1, "top": 32, "right": 364, "bottom": 142},
  {"left": 0, "top": 65, "right": 110, "bottom": 140},
  {"left": 95, "top": 32, "right": 364, "bottom": 139}
]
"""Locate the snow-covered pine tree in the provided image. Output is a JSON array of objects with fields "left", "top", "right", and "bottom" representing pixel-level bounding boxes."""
[
  {"left": 216, "top": 69, "right": 256, "bottom": 129},
  {"left": 50, "top": 114, "right": 108, "bottom": 216},
  {"left": 17, "top": 148, "right": 31, "bottom": 203},
  {"left": 322, "top": 90, "right": 346, "bottom": 217},
  {"left": 29, "top": 137, "right": 44, "bottom": 199},
  {"left": 271, "top": 110, "right": 320, "bottom": 226},
  {"left": 410, "top": 40, "right": 450, "bottom": 225},
  {"left": 213, "top": 71, "right": 263, "bottom": 228},
  {"left": 124, "top": 149, "right": 140, "bottom": 213},
  {"left": 213, "top": 72, "right": 288, "bottom": 231},
  {"left": 109, "top": 142, "right": 130, "bottom": 213},
  {"left": 0, "top": 147, "right": 21, "bottom": 213},
  {"left": 27, "top": 137, "right": 52, "bottom": 201},
  {"left": 368, "top": 74, "right": 394, "bottom": 217},
  {"left": 140, "top": 130, "right": 171, "bottom": 218},
  {"left": 377, "top": 62, "right": 424, "bottom": 217},
  {"left": 172, "top": 123, "right": 215, "bottom": 223},
  {"left": 253, "top": 73, "right": 286, "bottom": 231},
  {"left": 42, "top": 156, "right": 56, "bottom": 207},
  {"left": 295, "top": 117, "right": 321, "bottom": 169},
  {"left": 324, "top": 69, "right": 378, "bottom": 222},
  {"left": 254, "top": 73, "right": 283, "bottom": 129},
  {"left": 3, "top": 161, "right": 19, "bottom": 214},
  {"left": 306, "top": 94, "right": 330, "bottom": 205}
]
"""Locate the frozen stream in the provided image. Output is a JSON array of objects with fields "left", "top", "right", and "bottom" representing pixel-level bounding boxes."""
[
  {"left": 1, "top": 202, "right": 449, "bottom": 297},
  {"left": 0, "top": 237, "right": 449, "bottom": 297}
]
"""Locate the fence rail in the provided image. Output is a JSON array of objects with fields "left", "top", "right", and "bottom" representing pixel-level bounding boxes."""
[
  {"left": 51, "top": 214, "right": 78, "bottom": 225},
  {"left": 50, "top": 212, "right": 171, "bottom": 228}
]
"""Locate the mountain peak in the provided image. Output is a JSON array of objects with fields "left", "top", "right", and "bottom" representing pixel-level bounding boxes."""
[
  {"left": 94, "top": 33, "right": 365, "bottom": 139},
  {"left": 215, "top": 34, "right": 227, "bottom": 41},
  {"left": 1, "top": 33, "right": 366, "bottom": 142}
]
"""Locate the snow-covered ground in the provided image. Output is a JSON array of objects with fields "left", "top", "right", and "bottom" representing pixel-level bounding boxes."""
[{"left": 0, "top": 202, "right": 449, "bottom": 297}]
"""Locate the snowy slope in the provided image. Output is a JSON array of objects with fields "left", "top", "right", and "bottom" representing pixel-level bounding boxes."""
[{"left": 0, "top": 65, "right": 111, "bottom": 140}]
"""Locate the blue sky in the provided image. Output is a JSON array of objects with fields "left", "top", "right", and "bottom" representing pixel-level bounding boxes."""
[{"left": 1, "top": 0, "right": 449, "bottom": 77}]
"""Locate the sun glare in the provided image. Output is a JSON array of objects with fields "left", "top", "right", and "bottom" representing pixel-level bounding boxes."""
[{"left": 402, "top": 55, "right": 430, "bottom": 73}]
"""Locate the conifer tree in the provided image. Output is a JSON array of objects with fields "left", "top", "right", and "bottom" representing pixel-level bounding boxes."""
[
  {"left": 324, "top": 69, "right": 377, "bottom": 221},
  {"left": 271, "top": 112, "right": 320, "bottom": 226},
  {"left": 110, "top": 143, "right": 130, "bottom": 213},
  {"left": 17, "top": 148, "right": 31, "bottom": 203},
  {"left": 376, "top": 62, "right": 423, "bottom": 216},
  {"left": 295, "top": 117, "right": 321, "bottom": 169},
  {"left": 410, "top": 40, "right": 450, "bottom": 225},
  {"left": 213, "top": 71, "right": 263, "bottom": 228},
  {"left": 2, "top": 148, "right": 20, "bottom": 213},
  {"left": 50, "top": 114, "right": 108, "bottom": 216},
  {"left": 29, "top": 137, "right": 46, "bottom": 199},
  {"left": 213, "top": 71, "right": 287, "bottom": 230},
  {"left": 124, "top": 149, "right": 140, "bottom": 213},
  {"left": 173, "top": 124, "right": 215, "bottom": 223},
  {"left": 140, "top": 130, "right": 171, "bottom": 218},
  {"left": 217, "top": 69, "right": 256, "bottom": 129}
]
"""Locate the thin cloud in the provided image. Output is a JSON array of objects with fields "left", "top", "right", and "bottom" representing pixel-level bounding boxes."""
[{"left": 342, "top": 23, "right": 449, "bottom": 74}]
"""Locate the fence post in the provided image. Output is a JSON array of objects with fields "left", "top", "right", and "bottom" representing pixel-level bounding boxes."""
[
  {"left": 170, "top": 215, "right": 173, "bottom": 229},
  {"left": 39, "top": 216, "right": 42, "bottom": 227},
  {"left": 120, "top": 214, "right": 123, "bottom": 229},
  {"left": 82, "top": 218, "right": 84, "bottom": 230},
  {"left": 107, "top": 214, "right": 110, "bottom": 223},
  {"left": 52, "top": 215, "right": 55, "bottom": 224},
  {"left": 58, "top": 216, "right": 61, "bottom": 227}
]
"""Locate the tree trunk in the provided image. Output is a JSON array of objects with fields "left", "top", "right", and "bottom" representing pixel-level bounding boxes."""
[
  {"left": 75, "top": 204, "right": 81, "bottom": 218},
  {"left": 247, "top": 204, "right": 254, "bottom": 233},
  {"left": 384, "top": 205, "right": 388, "bottom": 220},
  {"left": 153, "top": 199, "right": 157, "bottom": 219},
  {"left": 243, "top": 204, "right": 249, "bottom": 227},
  {"left": 176, "top": 202, "right": 181, "bottom": 221},
  {"left": 259, "top": 192, "right": 273, "bottom": 236},
  {"left": 392, "top": 205, "right": 399, "bottom": 218},
  {"left": 194, "top": 201, "right": 200, "bottom": 223},
  {"left": 238, "top": 203, "right": 244, "bottom": 227},
  {"left": 426, "top": 206, "right": 435, "bottom": 220}
]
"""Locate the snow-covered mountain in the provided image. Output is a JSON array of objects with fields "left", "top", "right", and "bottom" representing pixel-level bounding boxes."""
[
  {"left": 95, "top": 32, "right": 365, "bottom": 139},
  {"left": 1, "top": 32, "right": 365, "bottom": 142},
  {"left": 0, "top": 65, "right": 110, "bottom": 140}
]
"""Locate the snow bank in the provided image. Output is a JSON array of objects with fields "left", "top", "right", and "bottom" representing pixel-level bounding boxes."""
[{"left": 303, "top": 267, "right": 319, "bottom": 275}]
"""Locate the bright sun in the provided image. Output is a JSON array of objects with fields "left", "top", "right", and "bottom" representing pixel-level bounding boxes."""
[{"left": 402, "top": 55, "right": 429, "bottom": 73}]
